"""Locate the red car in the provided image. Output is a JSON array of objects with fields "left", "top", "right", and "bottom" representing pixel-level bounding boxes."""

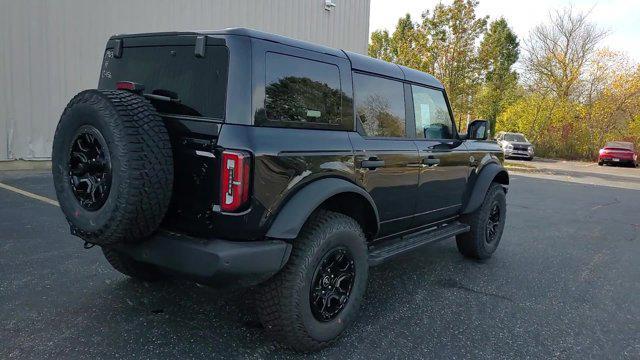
[{"left": 598, "top": 141, "right": 638, "bottom": 167}]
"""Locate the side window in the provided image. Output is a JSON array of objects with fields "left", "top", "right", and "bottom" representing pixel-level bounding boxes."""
[
  {"left": 264, "top": 52, "right": 342, "bottom": 127},
  {"left": 412, "top": 85, "right": 455, "bottom": 139},
  {"left": 353, "top": 73, "right": 406, "bottom": 137}
]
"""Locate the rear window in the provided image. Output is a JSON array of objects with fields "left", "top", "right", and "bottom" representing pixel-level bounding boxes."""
[
  {"left": 605, "top": 142, "right": 633, "bottom": 150},
  {"left": 98, "top": 45, "right": 228, "bottom": 119}
]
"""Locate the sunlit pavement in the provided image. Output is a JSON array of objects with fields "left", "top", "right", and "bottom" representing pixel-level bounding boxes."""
[
  {"left": 1, "top": 170, "right": 639, "bottom": 359},
  {"left": 508, "top": 157, "right": 640, "bottom": 191}
]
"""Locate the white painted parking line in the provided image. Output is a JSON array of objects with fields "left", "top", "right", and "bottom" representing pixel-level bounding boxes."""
[{"left": 0, "top": 182, "right": 59, "bottom": 207}]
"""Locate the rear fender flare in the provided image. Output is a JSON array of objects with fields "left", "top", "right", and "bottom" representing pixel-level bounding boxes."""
[
  {"left": 462, "top": 163, "right": 509, "bottom": 214},
  {"left": 265, "top": 178, "right": 380, "bottom": 240}
]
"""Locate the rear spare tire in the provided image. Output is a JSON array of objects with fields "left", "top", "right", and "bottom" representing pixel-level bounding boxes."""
[{"left": 52, "top": 89, "right": 173, "bottom": 246}]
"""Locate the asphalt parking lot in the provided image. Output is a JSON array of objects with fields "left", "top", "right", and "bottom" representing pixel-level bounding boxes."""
[{"left": 1, "top": 166, "right": 639, "bottom": 359}]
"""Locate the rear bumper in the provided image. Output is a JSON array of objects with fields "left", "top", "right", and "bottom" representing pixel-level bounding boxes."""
[
  {"left": 599, "top": 155, "right": 635, "bottom": 163},
  {"left": 115, "top": 231, "right": 291, "bottom": 287}
]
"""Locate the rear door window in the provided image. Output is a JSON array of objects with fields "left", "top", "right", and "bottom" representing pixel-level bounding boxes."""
[
  {"left": 264, "top": 52, "right": 343, "bottom": 128},
  {"left": 353, "top": 73, "right": 406, "bottom": 137},
  {"left": 98, "top": 45, "right": 228, "bottom": 119}
]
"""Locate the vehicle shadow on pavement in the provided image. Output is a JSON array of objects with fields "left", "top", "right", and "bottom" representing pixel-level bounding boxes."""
[{"left": 83, "top": 239, "right": 498, "bottom": 358}]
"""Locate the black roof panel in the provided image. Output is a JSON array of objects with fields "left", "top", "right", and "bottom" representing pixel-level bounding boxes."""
[
  {"left": 343, "top": 51, "right": 404, "bottom": 79},
  {"left": 112, "top": 28, "right": 346, "bottom": 58},
  {"left": 398, "top": 65, "right": 444, "bottom": 89},
  {"left": 203, "top": 28, "right": 347, "bottom": 57},
  {"left": 111, "top": 28, "right": 444, "bottom": 88},
  {"left": 343, "top": 52, "right": 444, "bottom": 89}
]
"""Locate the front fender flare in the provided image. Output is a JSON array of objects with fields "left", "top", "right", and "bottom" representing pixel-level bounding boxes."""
[
  {"left": 462, "top": 163, "right": 509, "bottom": 214},
  {"left": 265, "top": 177, "right": 380, "bottom": 240}
]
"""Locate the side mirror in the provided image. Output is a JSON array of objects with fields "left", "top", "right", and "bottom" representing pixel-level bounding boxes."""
[{"left": 467, "top": 120, "right": 489, "bottom": 140}]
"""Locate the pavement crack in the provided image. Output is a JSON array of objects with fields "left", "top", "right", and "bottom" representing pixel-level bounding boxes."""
[
  {"left": 508, "top": 203, "right": 533, "bottom": 210},
  {"left": 590, "top": 197, "right": 620, "bottom": 210},
  {"left": 436, "top": 278, "right": 514, "bottom": 303},
  {"left": 580, "top": 251, "right": 608, "bottom": 281}
]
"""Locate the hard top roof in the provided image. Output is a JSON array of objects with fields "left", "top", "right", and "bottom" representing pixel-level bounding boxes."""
[{"left": 111, "top": 27, "right": 444, "bottom": 89}]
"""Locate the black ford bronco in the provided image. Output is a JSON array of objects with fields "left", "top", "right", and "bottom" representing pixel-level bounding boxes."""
[{"left": 52, "top": 28, "right": 508, "bottom": 351}]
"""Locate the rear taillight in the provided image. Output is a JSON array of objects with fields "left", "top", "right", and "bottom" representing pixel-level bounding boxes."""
[
  {"left": 220, "top": 150, "right": 251, "bottom": 212},
  {"left": 116, "top": 81, "right": 145, "bottom": 94}
]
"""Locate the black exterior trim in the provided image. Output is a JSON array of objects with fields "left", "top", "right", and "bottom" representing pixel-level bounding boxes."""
[
  {"left": 266, "top": 177, "right": 380, "bottom": 239},
  {"left": 461, "top": 163, "right": 509, "bottom": 214},
  {"left": 115, "top": 231, "right": 292, "bottom": 287},
  {"left": 194, "top": 35, "right": 206, "bottom": 57}
]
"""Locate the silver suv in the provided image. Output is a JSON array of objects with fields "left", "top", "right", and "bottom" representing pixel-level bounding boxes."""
[{"left": 495, "top": 132, "right": 534, "bottom": 160}]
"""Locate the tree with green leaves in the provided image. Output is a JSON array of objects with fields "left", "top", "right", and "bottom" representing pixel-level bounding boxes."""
[
  {"left": 477, "top": 18, "right": 519, "bottom": 135},
  {"left": 368, "top": 14, "right": 421, "bottom": 69},
  {"left": 369, "top": 1, "right": 488, "bottom": 129},
  {"left": 368, "top": 29, "right": 393, "bottom": 62},
  {"left": 420, "top": 0, "right": 487, "bottom": 129}
]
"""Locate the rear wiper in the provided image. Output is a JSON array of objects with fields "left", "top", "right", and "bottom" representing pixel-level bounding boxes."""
[
  {"left": 115, "top": 82, "right": 181, "bottom": 103},
  {"left": 143, "top": 93, "right": 181, "bottom": 103}
]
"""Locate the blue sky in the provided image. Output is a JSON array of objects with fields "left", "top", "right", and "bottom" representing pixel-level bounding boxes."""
[{"left": 369, "top": 0, "right": 640, "bottom": 61}]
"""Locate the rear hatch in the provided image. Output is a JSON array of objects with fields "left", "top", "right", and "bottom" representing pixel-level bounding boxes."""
[
  {"left": 98, "top": 33, "right": 228, "bottom": 119},
  {"left": 97, "top": 33, "right": 229, "bottom": 235},
  {"left": 603, "top": 147, "right": 634, "bottom": 159}
]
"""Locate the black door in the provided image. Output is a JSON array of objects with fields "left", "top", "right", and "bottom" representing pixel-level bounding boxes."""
[
  {"left": 409, "top": 84, "right": 469, "bottom": 225},
  {"left": 350, "top": 73, "right": 420, "bottom": 238}
]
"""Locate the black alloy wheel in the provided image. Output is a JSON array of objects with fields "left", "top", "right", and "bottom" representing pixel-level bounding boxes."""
[
  {"left": 310, "top": 247, "right": 356, "bottom": 322},
  {"left": 485, "top": 202, "right": 501, "bottom": 244},
  {"left": 68, "top": 125, "right": 112, "bottom": 211},
  {"left": 52, "top": 89, "right": 173, "bottom": 246},
  {"left": 256, "top": 210, "right": 368, "bottom": 351},
  {"left": 456, "top": 183, "right": 507, "bottom": 260}
]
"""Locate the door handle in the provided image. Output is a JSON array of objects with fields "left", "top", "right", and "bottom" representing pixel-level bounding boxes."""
[
  {"left": 361, "top": 158, "right": 385, "bottom": 169},
  {"left": 422, "top": 156, "right": 440, "bottom": 167}
]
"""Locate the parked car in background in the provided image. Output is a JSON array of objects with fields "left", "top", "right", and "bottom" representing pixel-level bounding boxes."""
[
  {"left": 495, "top": 132, "right": 534, "bottom": 160},
  {"left": 598, "top": 141, "right": 638, "bottom": 167}
]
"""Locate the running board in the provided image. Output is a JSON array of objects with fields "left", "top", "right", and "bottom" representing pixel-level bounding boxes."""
[{"left": 368, "top": 221, "right": 470, "bottom": 266}]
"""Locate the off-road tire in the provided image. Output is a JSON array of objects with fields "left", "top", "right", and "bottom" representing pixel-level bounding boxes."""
[
  {"left": 102, "top": 247, "right": 165, "bottom": 281},
  {"left": 52, "top": 89, "right": 173, "bottom": 246},
  {"left": 256, "top": 210, "right": 368, "bottom": 352},
  {"left": 456, "top": 183, "right": 507, "bottom": 260}
]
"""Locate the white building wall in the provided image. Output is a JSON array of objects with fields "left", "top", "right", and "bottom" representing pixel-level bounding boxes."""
[{"left": 0, "top": 0, "right": 371, "bottom": 160}]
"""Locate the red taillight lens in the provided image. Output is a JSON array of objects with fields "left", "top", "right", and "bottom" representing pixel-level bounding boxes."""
[
  {"left": 116, "top": 81, "right": 145, "bottom": 94},
  {"left": 220, "top": 150, "right": 251, "bottom": 212}
]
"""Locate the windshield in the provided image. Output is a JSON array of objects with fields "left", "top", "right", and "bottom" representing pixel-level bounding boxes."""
[{"left": 504, "top": 133, "right": 527, "bottom": 142}]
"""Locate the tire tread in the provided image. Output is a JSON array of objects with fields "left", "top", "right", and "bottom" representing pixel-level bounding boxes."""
[
  {"left": 53, "top": 89, "right": 173, "bottom": 245},
  {"left": 256, "top": 210, "right": 366, "bottom": 352}
]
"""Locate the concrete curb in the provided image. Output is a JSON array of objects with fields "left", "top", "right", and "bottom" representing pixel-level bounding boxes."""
[
  {"left": 0, "top": 160, "right": 52, "bottom": 171},
  {"left": 504, "top": 166, "right": 540, "bottom": 173}
]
